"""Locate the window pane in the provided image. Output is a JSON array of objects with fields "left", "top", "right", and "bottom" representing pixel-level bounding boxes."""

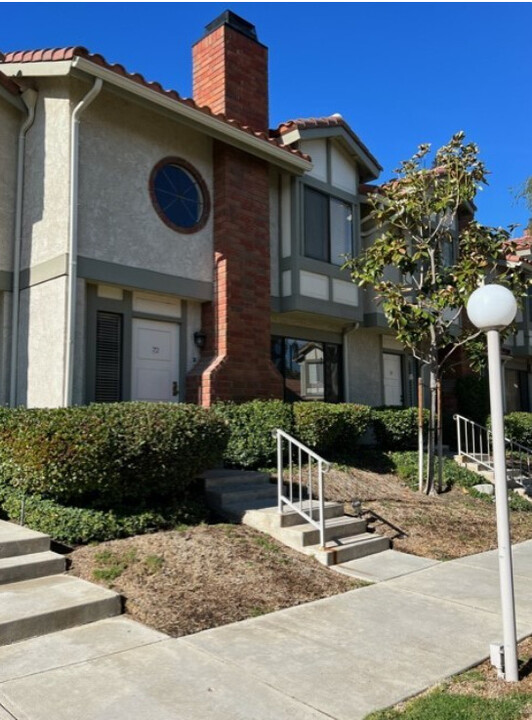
[
  {"left": 330, "top": 198, "right": 353, "bottom": 266},
  {"left": 324, "top": 344, "right": 341, "bottom": 402},
  {"left": 304, "top": 187, "right": 329, "bottom": 262}
]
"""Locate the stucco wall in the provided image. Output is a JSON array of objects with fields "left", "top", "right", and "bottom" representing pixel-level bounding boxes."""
[
  {"left": 0, "top": 100, "right": 20, "bottom": 272},
  {"left": 346, "top": 329, "right": 383, "bottom": 406},
  {"left": 77, "top": 86, "right": 213, "bottom": 283},
  {"left": 18, "top": 277, "right": 67, "bottom": 407},
  {"left": 21, "top": 78, "right": 72, "bottom": 270}
]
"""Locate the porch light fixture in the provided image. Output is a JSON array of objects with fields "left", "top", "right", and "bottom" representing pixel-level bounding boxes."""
[
  {"left": 466, "top": 283, "right": 519, "bottom": 682},
  {"left": 193, "top": 330, "right": 206, "bottom": 349}
]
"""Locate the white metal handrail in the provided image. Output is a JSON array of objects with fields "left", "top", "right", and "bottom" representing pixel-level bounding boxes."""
[
  {"left": 454, "top": 414, "right": 532, "bottom": 486},
  {"left": 273, "top": 428, "right": 330, "bottom": 548}
]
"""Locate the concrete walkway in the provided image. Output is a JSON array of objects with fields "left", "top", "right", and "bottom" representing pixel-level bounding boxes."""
[{"left": 0, "top": 541, "right": 531, "bottom": 720}]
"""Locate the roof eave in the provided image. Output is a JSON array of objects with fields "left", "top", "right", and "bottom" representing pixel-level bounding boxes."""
[
  {"left": 281, "top": 124, "right": 381, "bottom": 182},
  {"left": 0, "top": 58, "right": 312, "bottom": 174}
]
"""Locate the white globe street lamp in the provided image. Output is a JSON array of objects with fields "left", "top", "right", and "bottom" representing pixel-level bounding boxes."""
[{"left": 467, "top": 284, "right": 519, "bottom": 683}]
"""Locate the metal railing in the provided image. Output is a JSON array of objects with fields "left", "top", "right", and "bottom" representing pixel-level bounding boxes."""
[
  {"left": 273, "top": 428, "right": 330, "bottom": 548},
  {"left": 454, "top": 414, "right": 532, "bottom": 487}
]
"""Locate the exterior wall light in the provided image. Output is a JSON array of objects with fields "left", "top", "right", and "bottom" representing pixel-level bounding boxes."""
[
  {"left": 193, "top": 330, "right": 207, "bottom": 350},
  {"left": 466, "top": 283, "right": 519, "bottom": 682}
]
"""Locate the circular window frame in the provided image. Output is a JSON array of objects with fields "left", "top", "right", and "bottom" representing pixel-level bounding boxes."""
[{"left": 149, "top": 157, "right": 210, "bottom": 234}]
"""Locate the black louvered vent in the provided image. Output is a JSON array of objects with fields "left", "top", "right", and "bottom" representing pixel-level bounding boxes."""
[{"left": 95, "top": 311, "right": 122, "bottom": 402}]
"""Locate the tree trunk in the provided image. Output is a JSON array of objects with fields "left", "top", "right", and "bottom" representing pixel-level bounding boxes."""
[{"left": 425, "top": 367, "right": 438, "bottom": 495}]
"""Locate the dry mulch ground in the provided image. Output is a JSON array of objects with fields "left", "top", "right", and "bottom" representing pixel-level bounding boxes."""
[
  {"left": 68, "top": 523, "right": 360, "bottom": 637},
  {"left": 69, "top": 457, "right": 532, "bottom": 638},
  {"left": 322, "top": 463, "right": 532, "bottom": 560}
]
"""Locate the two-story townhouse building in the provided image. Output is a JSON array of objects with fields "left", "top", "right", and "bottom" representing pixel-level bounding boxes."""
[{"left": 1, "top": 10, "right": 528, "bottom": 412}]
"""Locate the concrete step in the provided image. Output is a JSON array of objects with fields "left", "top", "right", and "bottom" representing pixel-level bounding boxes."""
[
  {"left": 314, "top": 533, "right": 391, "bottom": 567},
  {"left": 0, "top": 574, "right": 121, "bottom": 646},
  {"left": 278, "top": 501, "right": 345, "bottom": 528},
  {"left": 281, "top": 515, "right": 367, "bottom": 547},
  {"left": 202, "top": 469, "right": 271, "bottom": 490},
  {"left": 216, "top": 497, "right": 278, "bottom": 521},
  {"left": 0, "top": 521, "right": 50, "bottom": 559},
  {"left": 0, "top": 551, "right": 66, "bottom": 585},
  {"left": 206, "top": 482, "right": 277, "bottom": 506}
]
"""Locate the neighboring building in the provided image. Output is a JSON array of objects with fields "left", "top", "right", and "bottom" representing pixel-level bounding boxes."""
[{"left": 0, "top": 11, "right": 529, "bottom": 411}]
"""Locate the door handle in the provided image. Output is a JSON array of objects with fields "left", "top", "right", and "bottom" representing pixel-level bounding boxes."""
[{"left": 172, "top": 381, "right": 179, "bottom": 397}]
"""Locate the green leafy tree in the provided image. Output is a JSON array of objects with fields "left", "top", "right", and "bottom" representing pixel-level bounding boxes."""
[{"left": 344, "top": 132, "right": 526, "bottom": 494}]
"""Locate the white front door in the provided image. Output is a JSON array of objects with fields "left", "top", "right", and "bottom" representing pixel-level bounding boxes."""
[
  {"left": 383, "top": 353, "right": 403, "bottom": 406},
  {"left": 132, "top": 319, "right": 180, "bottom": 402}
]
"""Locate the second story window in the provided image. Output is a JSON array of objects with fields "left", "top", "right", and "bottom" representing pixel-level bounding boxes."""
[{"left": 304, "top": 186, "right": 354, "bottom": 266}]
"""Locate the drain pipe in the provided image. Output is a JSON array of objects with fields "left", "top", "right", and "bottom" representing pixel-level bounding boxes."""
[
  {"left": 9, "top": 88, "right": 38, "bottom": 407},
  {"left": 63, "top": 78, "right": 103, "bottom": 407},
  {"left": 342, "top": 323, "right": 359, "bottom": 402}
]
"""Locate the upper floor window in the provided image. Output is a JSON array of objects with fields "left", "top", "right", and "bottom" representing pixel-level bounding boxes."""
[
  {"left": 303, "top": 186, "right": 354, "bottom": 266},
  {"left": 149, "top": 157, "right": 210, "bottom": 234}
]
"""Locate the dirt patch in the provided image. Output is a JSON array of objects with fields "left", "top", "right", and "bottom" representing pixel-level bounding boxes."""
[
  {"left": 68, "top": 523, "right": 361, "bottom": 637},
  {"left": 448, "top": 635, "right": 532, "bottom": 698},
  {"left": 321, "top": 464, "right": 532, "bottom": 560}
]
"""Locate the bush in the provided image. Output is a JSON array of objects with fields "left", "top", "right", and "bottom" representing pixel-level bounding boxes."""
[
  {"left": 389, "top": 451, "right": 480, "bottom": 491},
  {"left": 372, "top": 407, "right": 429, "bottom": 450},
  {"left": 293, "top": 402, "right": 372, "bottom": 456},
  {"left": 0, "top": 403, "right": 229, "bottom": 509},
  {"left": 0, "top": 485, "right": 206, "bottom": 545},
  {"left": 212, "top": 400, "right": 293, "bottom": 468},
  {"left": 503, "top": 413, "right": 532, "bottom": 448}
]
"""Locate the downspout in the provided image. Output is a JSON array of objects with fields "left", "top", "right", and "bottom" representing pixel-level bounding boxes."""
[
  {"left": 64, "top": 78, "right": 103, "bottom": 406},
  {"left": 342, "top": 323, "right": 359, "bottom": 402},
  {"left": 10, "top": 88, "right": 38, "bottom": 407}
]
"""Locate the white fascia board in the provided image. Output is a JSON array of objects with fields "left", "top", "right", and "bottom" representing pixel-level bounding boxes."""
[
  {"left": 72, "top": 57, "right": 312, "bottom": 174},
  {"left": 277, "top": 128, "right": 301, "bottom": 146},
  {"left": 0, "top": 61, "right": 72, "bottom": 77}
]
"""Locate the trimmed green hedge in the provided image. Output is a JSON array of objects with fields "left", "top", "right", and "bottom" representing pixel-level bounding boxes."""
[
  {"left": 293, "top": 402, "right": 372, "bottom": 455},
  {"left": 0, "top": 485, "right": 206, "bottom": 545},
  {"left": 212, "top": 400, "right": 293, "bottom": 468},
  {"left": 0, "top": 403, "right": 229, "bottom": 509},
  {"left": 372, "top": 407, "right": 429, "bottom": 450}
]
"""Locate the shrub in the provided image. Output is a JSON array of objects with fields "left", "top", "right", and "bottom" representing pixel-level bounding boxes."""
[
  {"left": 503, "top": 413, "right": 532, "bottom": 448},
  {"left": 389, "top": 451, "right": 480, "bottom": 491},
  {"left": 372, "top": 407, "right": 429, "bottom": 450},
  {"left": 212, "top": 400, "right": 293, "bottom": 468},
  {"left": 0, "top": 485, "right": 206, "bottom": 545},
  {"left": 0, "top": 403, "right": 229, "bottom": 509},
  {"left": 293, "top": 402, "right": 372, "bottom": 456}
]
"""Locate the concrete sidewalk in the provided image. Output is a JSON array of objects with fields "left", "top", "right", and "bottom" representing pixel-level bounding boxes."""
[{"left": 0, "top": 541, "right": 531, "bottom": 720}]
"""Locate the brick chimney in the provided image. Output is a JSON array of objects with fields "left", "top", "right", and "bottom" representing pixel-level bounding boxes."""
[
  {"left": 187, "top": 13, "right": 282, "bottom": 406},
  {"left": 192, "top": 10, "right": 269, "bottom": 132}
]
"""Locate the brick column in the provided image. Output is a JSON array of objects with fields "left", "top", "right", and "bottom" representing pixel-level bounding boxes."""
[{"left": 186, "top": 143, "right": 283, "bottom": 405}]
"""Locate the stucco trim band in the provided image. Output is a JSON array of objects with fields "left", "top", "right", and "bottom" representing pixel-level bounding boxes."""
[
  {"left": 20, "top": 255, "right": 68, "bottom": 289},
  {"left": 77, "top": 256, "right": 213, "bottom": 301},
  {"left": 0, "top": 271, "right": 13, "bottom": 292}
]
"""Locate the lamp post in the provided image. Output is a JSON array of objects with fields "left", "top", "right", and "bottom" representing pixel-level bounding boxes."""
[{"left": 467, "top": 283, "right": 519, "bottom": 682}]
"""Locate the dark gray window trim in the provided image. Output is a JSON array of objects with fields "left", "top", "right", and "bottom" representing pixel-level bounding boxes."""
[
  {"left": 0, "top": 271, "right": 12, "bottom": 292},
  {"left": 78, "top": 256, "right": 212, "bottom": 302},
  {"left": 275, "top": 294, "right": 363, "bottom": 322},
  {"left": 303, "top": 174, "right": 358, "bottom": 205},
  {"left": 86, "top": 285, "right": 132, "bottom": 403},
  {"left": 271, "top": 323, "right": 343, "bottom": 345}
]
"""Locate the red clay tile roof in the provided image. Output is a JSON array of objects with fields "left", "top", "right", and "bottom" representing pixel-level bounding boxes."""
[
  {"left": 1, "top": 46, "right": 309, "bottom": 162},
  {"left": 273, "top": 114, "right": 382, "bottom": 171}
]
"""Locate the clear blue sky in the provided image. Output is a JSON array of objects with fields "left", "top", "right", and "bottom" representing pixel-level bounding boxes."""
[{"left": 2, "top": 2, "right": 530, "bottom": 234}]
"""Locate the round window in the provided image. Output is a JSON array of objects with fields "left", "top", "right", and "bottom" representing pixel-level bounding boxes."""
[{"left": 149, "top": 158, "right": 210, "bottom": 233}]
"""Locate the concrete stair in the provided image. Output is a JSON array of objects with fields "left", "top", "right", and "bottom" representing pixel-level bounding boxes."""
[
  {"left": 203, "top": 470, "right": 391, "bottom": 568},
  {"left": 454, "top": 455, "right": 532, "bottom": 498},
  {"left": 0, "top": 520, "right": 122, "bottom": 645}
]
